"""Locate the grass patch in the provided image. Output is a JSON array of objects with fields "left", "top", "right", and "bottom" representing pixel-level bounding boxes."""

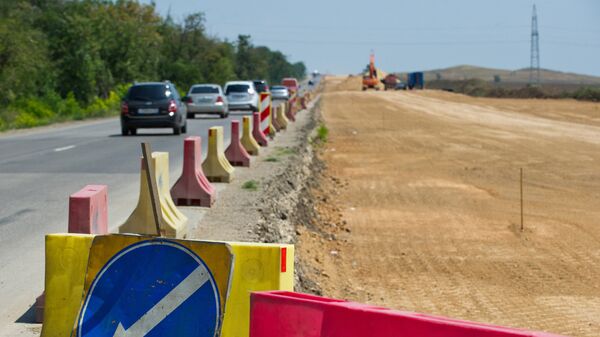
[
  {"left": 241, "top": 180, "right": 259, "bottom": 191},
  {"left": 264, "top": 146, "right": 296, "bottom": 162},
  {"left": 317, "top": 124, "right": 329, "bottom": 142}
]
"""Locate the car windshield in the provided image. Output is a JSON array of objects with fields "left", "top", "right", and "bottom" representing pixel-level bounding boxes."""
[
  {"left": 272, "top": 86, "right": 286, "bottom": 90},
  {"left": 226, "top": 84, "right": 250, "bottom": 94},
  {"left": 128, "top": 85, "right": 171, "bottom": 101},
  {"left": 191, "top": 86, "right": 219, "bottom": 94}
]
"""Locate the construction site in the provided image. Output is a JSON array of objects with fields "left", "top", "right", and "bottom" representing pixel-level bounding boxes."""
[
  {"left": 296, "top": 75, "right": 600, "bottom": 337},
  {"left": 1, "top": 1, "right": 600, "bottom": 337}
]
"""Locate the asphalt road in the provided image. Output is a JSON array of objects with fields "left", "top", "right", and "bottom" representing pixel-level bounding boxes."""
[{"left": 0, "top": 110, "right": 258, "bottom": 336}]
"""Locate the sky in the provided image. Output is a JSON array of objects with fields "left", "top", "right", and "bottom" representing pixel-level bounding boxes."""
[{"left": 141, "top": 0, "right": 600, "bottom": 76}]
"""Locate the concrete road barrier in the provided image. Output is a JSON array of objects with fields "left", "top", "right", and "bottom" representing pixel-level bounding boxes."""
[
  {"left": 241, "top": 116, "right": 260, "bottom": 156},
  {"left": 225, "top": 120, "right": 251, "bottom": 167},
  {"left": 252, "top": 112, "right": 269, "bottom": 147},
  {"left": 202, "top": 126, "right": 235, "bottom": 183},
  {"left": 249, "top": 291, "right": 566, "bottom": 337},
  {"left": 41, "top": 234, "right": 294, "bottom": 337},
  {"left": 171, "top": 136, "right": 216, "bottom": 207},
  {"left": 119, "top": 152, "right": 188, "bottom": 237}
]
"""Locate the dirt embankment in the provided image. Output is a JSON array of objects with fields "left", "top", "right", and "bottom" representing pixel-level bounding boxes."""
[{"left": 295, "top": 76, "right": 600, "bottom": 337}]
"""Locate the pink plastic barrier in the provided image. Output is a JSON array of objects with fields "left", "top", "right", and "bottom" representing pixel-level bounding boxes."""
[
  {"left": 171, "top": 136, "right": 216, "bottom": 207},
  {"left": 68, "top": 184, "right": 108, "bottom": 234},
  {"left": 37, "top": 184, "right": 109, "bottom": 322},
  {"left": 285, "top": 101, "right": 295, "bottom": 122},
  {"left": 225, "top": 120, "right": 251, "bottom": 167},
  {"left": 250, "top": 291, "right": 566, "bottom": 337},
  {"left": 252, "top": 112, "right": 269, "bottom": 146}
]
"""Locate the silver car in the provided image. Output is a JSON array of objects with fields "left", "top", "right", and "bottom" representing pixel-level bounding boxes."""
[
  {"left": 270, "top": 85, "right": 289, "bottom": 101},
  {"left": 185, "top": 84, "right": 229, "bottom": 118},
  {"left": 224, "top": 81, "right": 259, "bottom": 112}
]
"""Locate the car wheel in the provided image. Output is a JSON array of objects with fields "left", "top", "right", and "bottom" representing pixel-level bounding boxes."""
[
  {"left": 121, "top": 126, "right": 129, "bottom": 136},
  {"left": 182, "top": 123, "right": 187, "bottom": 134},
  {"left": 187, "top": 113, "right": 194, "bottom": 119},
  {"left": 173, "top": 126, "right": 181, "bottom": 135},
  {"left": 130, "top": 128, "right": 137, "bottom": 136}
]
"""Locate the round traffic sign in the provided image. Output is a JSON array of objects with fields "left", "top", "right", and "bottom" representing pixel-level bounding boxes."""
[{"left": 77, "top": 239, "right": 220, "bottom": 337}]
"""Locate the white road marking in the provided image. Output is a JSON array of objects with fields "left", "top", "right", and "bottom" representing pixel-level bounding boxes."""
[
  {"left": 53, "top": 145, "right": 76, "bottom": 152},
  {"left": 112, "top": 266, "right": 208, "bottom": 337}
]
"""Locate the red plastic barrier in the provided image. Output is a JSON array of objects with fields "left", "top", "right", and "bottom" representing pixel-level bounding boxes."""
[
  {"left": 37, "top": 184, "right": 109, "bottom": 322},
  {"left": 250, "top": 291, "right": 566, "bottom": 337},
  {"left": 225, "top": 120, "right": 250, "bottom": 167},
  {"left": 68, "top": 184, "right": 108, "bottom": 234},
  {"left": 171, "top": 136, "right": 216, "bottom": 207},
  {"left": 285, "top": 100, "right": 295, "bottom": 122},
  {"left": 252, "top": 112, "right": 269, "bottom": 146}
]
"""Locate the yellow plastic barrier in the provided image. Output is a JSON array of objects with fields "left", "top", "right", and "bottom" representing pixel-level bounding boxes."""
[
  {"left": 241, "top": 116, "right": 260, "bottom": 156},
  {"left": 41, "top": 235, "right": 293, "bottom": 337},
  {"left": 202, "top": 126, "right": 235, "bottom": 183},
  {"left": 41, "top": 234, "right": 94, "bottom": 337},
  {"left": 220, "top": 242, "right": 294, "bottom": 337},
  {"left": 119, "top": 152, "right": 187, "bottom": 237},
  {"left": 275, "top": 103, "right": 289, "bottom": 130}
]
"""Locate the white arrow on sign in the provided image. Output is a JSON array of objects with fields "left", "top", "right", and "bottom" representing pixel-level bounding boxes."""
[{"left": 113, "top": 266, "right": 209, "bottom": 337}]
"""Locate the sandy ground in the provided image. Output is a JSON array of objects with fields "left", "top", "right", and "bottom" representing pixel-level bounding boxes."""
[{"left": 297, "top": 76, "right": 600, "bottom": 337}]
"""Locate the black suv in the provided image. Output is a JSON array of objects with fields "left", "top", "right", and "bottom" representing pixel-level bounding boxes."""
[
  {"left": 120, "top": 82, "right": 187, "bottom": 135},
  {"left": 252, "top": 80, "right": 269, "bottom": 93}
]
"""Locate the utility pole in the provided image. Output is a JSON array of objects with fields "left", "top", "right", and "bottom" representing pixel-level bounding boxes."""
[{"left": 529, "top": 4, "right": 540, "bottom": 86}]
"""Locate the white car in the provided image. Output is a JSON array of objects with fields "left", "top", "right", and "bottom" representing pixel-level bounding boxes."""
[
  {"left": 270, "top": 85, "right": 290, "bottom": 101},
  {"left": 185, "top": 84, "right": 228, "bottom": 118},
  {"left": 224, "top": 81, "right": 259, "bottom": 112}
]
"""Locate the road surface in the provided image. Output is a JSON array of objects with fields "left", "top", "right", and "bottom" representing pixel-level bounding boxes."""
[{"left": 0, "top": 111, "right": 258, "bottom": 336}]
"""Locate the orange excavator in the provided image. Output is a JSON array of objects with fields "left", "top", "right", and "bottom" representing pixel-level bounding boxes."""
[{"left": 362, "top": 53, "right": 381, "bottom": 91}]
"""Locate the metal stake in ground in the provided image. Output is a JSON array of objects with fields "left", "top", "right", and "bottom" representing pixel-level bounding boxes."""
[
  {"left": 141, "top": 142, "right": 163, "bottom": 236},
  {"left": 520, "top": 167, "right": 524, "bottom": 232}
]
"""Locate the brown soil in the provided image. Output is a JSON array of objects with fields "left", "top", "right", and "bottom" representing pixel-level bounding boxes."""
[{"left": 297, "top": 76, "right": 600, "bottom": 337}]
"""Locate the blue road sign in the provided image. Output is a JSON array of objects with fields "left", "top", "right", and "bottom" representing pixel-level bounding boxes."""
[{"left": 76, "top": 239, "right": 221, "bottom": 337}]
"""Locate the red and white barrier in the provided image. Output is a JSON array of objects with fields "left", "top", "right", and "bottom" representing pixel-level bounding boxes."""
[
  {"left": 225, "top": 120, "right": 251, "bottom": 167},
  {"left": 249, "top": 291, "right": 566, "bottom": 337},
  {"left": 252, "top": 112, "right": 268, "bottom": 146},
  {"left": 171, "top": 136, "right": 216, "bottom": 207},
  {"left": 259, "top": 92, "right": 275, "bottom": 137},
  {"left": 68, "top": 185, "right": 108, "bottom": 234}
]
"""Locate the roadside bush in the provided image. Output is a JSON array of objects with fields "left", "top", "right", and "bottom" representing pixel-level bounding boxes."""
[{"left": 13, "top": 112, "right": 40, "bottom": 128}]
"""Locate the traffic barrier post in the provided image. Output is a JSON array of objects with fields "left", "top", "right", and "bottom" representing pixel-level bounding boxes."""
[
  {"left": 202, "top": 126, "right": 235, "bottom": 182},
  {"left": 68, "top": 185, "right": 108, "bottom": 234},
  {"left": 225, "top": 120, "right": 251, "bottom": 167},
  {"left": 119, "top": 152, "right": 188, "bottom": 237},
  {"left": 285, "top": 100, "right": 295, "bottom": 122},
  {"left": 252, "top": 112, "right": 269, "bottom": 146},
  {"left": 275, "top": 103, "right": 288, "bottom": 130},
  {"left": 170, "top": 136, "right": 216, "bottom": 207},
  {"left": 241, "top": 116, "right": 260, "bottom": 155},
  {"left": 35, "top": 185, "right": 110, "bottom": 323},
  {"left": 259, "top": 92, "right": 277, "bottom": 138}
]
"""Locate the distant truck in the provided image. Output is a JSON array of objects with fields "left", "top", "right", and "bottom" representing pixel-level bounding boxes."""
[
  {"left": 407, "top": 72, "right": 425, "bottom": 90},
  {"left": 382, "top": 74, "right": 399, "bottom": 90}
]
